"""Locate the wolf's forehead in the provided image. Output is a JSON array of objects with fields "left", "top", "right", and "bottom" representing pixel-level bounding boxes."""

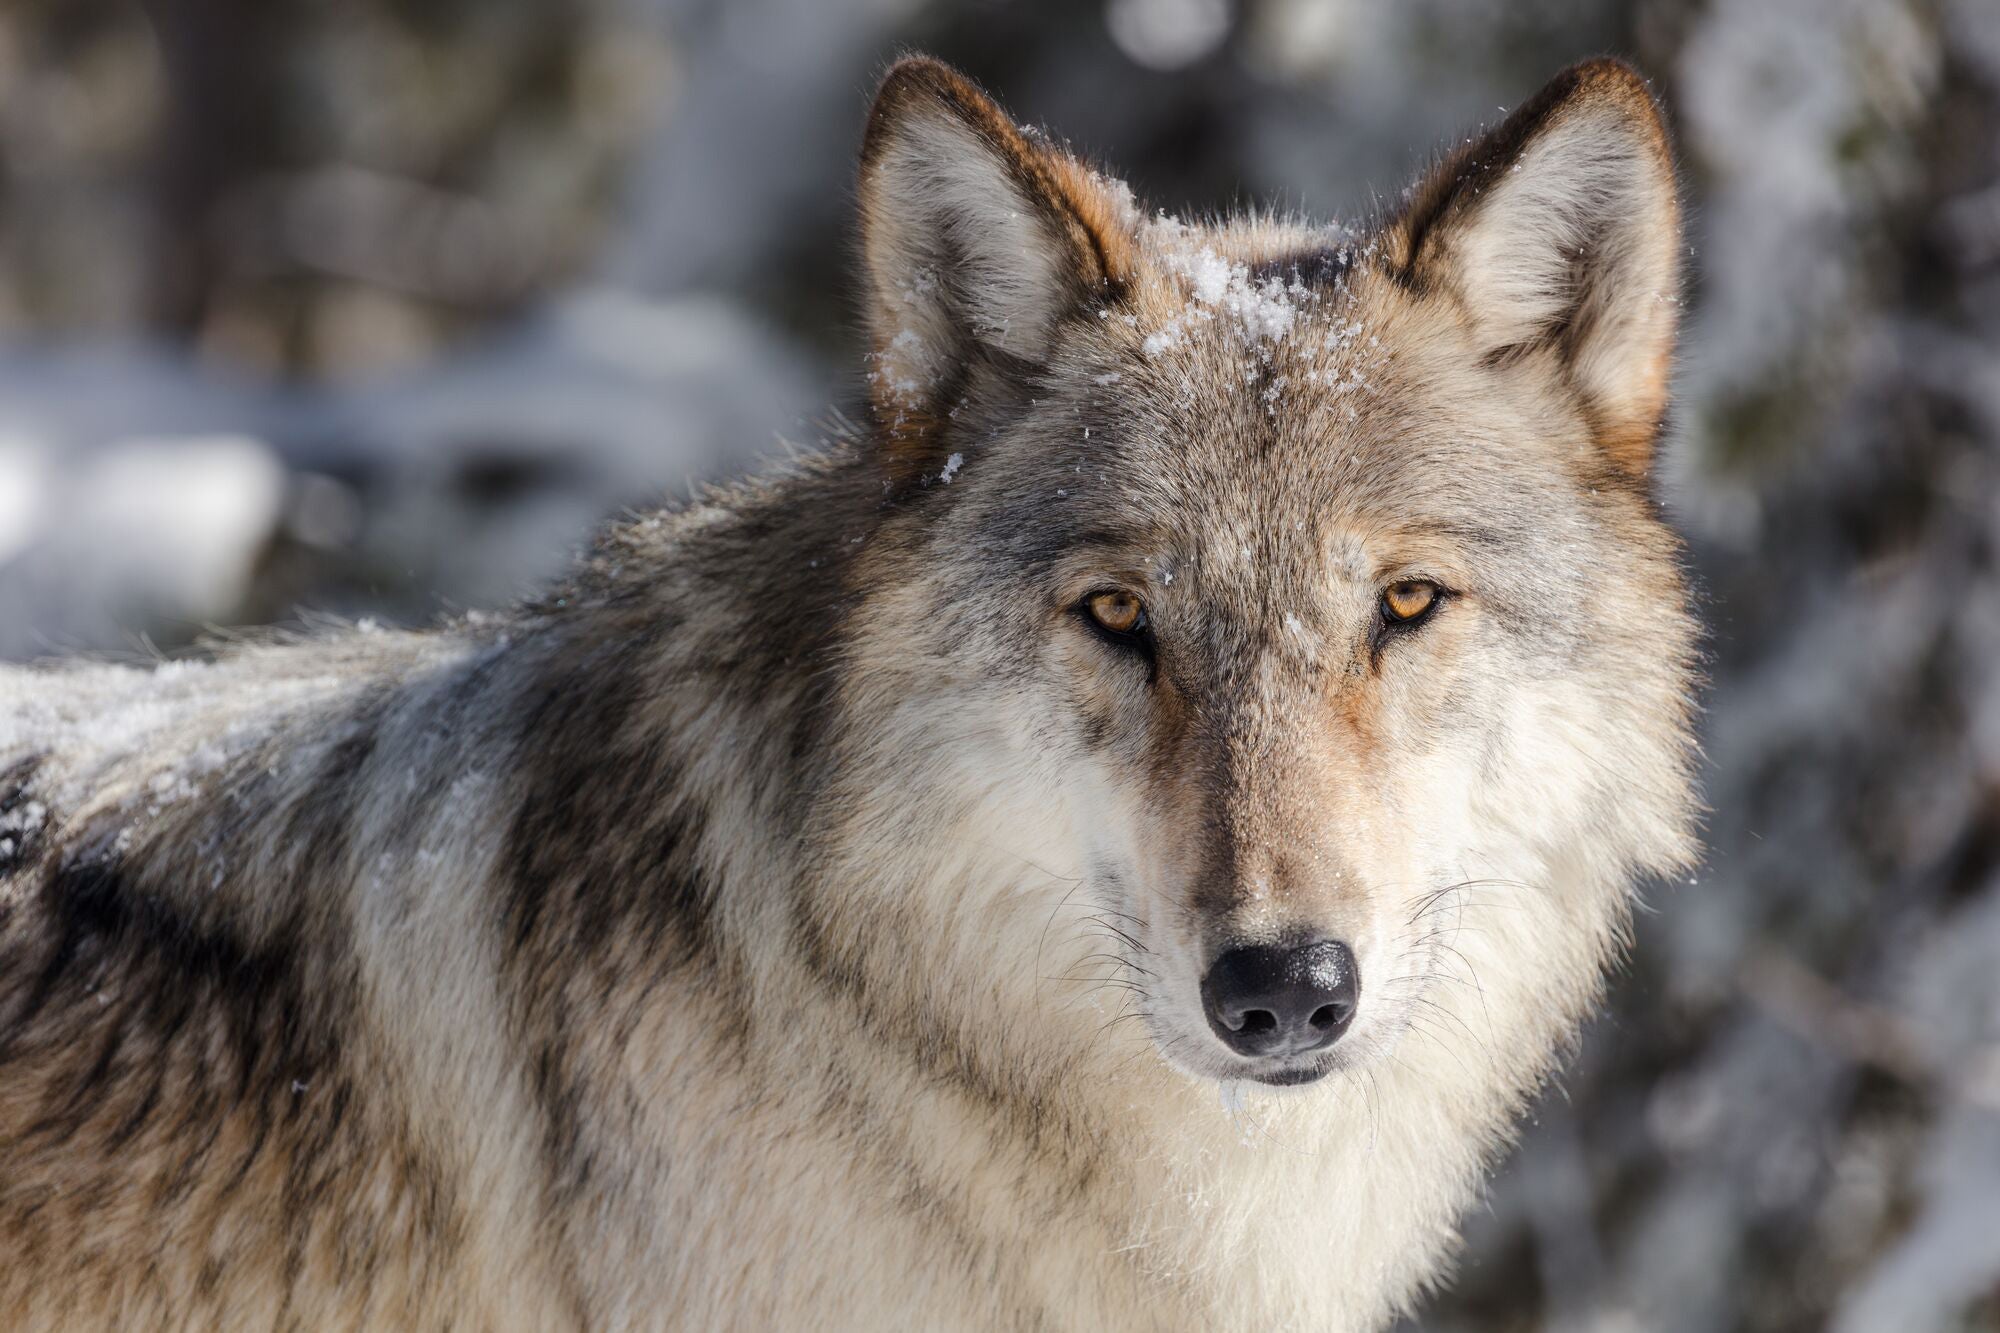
[
  {"left": 1120, "top": 218, "right": 1374, "bottom": 363},
  {"left": 1007, "top": 220, "right": 1543, "bottom": 587},
  {"left": 1088, "top": 252, "right": 1442, "bottom": 529}
]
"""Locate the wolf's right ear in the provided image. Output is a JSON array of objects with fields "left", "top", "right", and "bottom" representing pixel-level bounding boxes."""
[
  {"left": 1392, "top": 60, "right": 1681, "bottom": 475},
  {"left": 858, "top": 57, "right": 1134, "bottom": 459}
]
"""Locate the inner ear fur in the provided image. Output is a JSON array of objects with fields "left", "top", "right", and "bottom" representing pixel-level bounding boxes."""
[
  {"left": 856, "top": 56, "right": 1135, "bottom": 467},
  {"left": 1392, "top": 59, "right": 1682, "bottom": 475}
]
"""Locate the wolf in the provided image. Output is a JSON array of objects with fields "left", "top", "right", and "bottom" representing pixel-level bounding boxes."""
[{"left": 0, "top": 55, "right": 1695, "bottom": 1331}]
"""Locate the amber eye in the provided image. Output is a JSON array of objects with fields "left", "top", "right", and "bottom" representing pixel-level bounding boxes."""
[
  {"left": 1085, "top": 590, "right": 1147, "bottom": 636},
  {"left": 1381, "top": 580, "right": 1439, "bottom": 623}
]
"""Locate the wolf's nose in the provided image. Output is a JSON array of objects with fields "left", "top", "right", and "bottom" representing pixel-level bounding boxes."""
[{"left": 1200, "top": 939, "right": 1359, "bottom": 1058}]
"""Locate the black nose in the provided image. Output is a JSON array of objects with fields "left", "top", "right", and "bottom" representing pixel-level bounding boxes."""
[{"left": 1200, "top": 939, "right": 1359, "bottom": 1058}]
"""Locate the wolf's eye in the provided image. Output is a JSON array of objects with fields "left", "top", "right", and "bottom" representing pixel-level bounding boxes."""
[
  {"left": 1085, "top": 590, "right": 1147, "bottom": 636},
  {"left": 1381, "top": 580, "right": 1440, "bottom": 624}
]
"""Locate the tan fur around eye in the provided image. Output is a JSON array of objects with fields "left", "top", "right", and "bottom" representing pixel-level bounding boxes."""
[
  {"left": 1382, "top": 582, "right": 1437, "bottom": 621},
  {"left": 1088, "top": 591, "right": 1144, "bottom": 633}
]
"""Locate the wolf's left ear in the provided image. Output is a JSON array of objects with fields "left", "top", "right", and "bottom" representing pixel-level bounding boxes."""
[
  {"left": 858, "top": 57, "right": 1135, "bottom": 456},
  {"left": 1393, "top": 59, "right": 1681, "bottom": 474}
]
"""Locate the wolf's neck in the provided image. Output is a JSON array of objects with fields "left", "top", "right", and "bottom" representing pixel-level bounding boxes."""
[{"left": 763, "top": 828, "right": 1611, "bottom": 1322}]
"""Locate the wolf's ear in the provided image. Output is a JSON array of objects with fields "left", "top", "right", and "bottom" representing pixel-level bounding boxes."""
[
  {"left": 858, "top": 57, "right": 1134, "bottom": 450},
  {"left": 1393, "top": 59, "right": 1681, "bottom": 474}
]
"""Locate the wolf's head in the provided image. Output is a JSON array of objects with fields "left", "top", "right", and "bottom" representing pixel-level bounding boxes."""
[{"left": 823, "top": 58, "right": 1697, "bottom": 1094}]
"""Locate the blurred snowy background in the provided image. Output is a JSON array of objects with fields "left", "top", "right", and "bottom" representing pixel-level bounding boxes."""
[{"left": 4, "top": 0, "right": 1999, "bottom": 1327}]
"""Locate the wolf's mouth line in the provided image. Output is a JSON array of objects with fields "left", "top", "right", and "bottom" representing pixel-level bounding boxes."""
[{"left": 1245, "top": 1063, "right": 1332, "bottom": 1087}]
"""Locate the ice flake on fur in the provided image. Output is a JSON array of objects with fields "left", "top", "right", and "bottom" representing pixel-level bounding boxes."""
[
  {"left": 1178, "top": 246, "right": 1234, "bottom": 305},
  {"left": 1096, "top": 173, "right": 1143, "bottom": 233},
  {"left": 1217, "top": 1080, "right": 1258, "bottom": 1148},
  {"left": 0, "top": 798, "right": 45, "bottom": 842},
  {"left": 1137, "top": 228, "right": 1327, "bottom": 363},
  {"left": 143, "top": 733, "right": 246, "bottom": 815},
  {"left": 938, "top": 452, "right": 963, "bottom": 483},
  {"left": 899, "top": 266, "right": 938, "bottom": 305},
  {"left": 871, "top": 327, "right": 930, "bottom": 407}
]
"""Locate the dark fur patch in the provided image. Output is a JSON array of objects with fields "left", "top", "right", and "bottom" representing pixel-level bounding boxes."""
[
  {"left": 501, "top": 638, "right": 718, "bottom": 971},
  {"left": 1249, "top": 244, "right": 1354, "bottom": 290},
  {"left": 497, "top": 619, "right": 758, "bottom": 1228},
  {"left": 9, "top": 856, "right": 323, "bottom": 1137},
  {"left": 278, "top": 691, "right": 389, "bottom": 879},
  {"left": 0, "top": 753, "right": 48, "bottom": 879}
]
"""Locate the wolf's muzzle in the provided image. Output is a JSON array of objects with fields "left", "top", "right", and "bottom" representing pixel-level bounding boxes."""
[{"left": 1200, "top": 938, "right": 1359, "bottom": 1059}]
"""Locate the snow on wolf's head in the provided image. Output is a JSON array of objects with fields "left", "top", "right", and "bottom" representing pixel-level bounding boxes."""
[{"left": 828, "top": 57, "right": 1697, "bottom": 1095}]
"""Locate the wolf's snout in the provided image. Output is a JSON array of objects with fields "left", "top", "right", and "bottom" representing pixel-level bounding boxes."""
[{"left": 1200, "top": 939, "right": 1359, "bottom": 1059}]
